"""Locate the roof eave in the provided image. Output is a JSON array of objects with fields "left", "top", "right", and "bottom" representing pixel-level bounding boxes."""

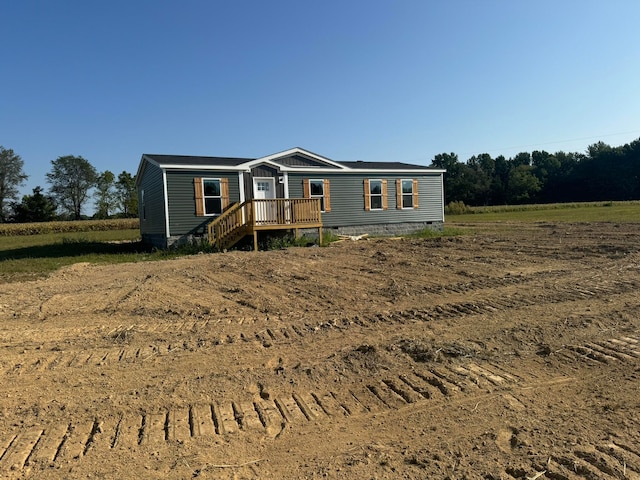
[
  {"left": 280, "top": 167, "right": 446, "bottom": 174},
  {"left": 135, "top": 154, "right": 161, "bottom": 187},
  {"left": 242, "top": 147, "right": 349, "bottom": 170},
  {"left": 157, "top": 164, "right": 245, "bottom": 171}
]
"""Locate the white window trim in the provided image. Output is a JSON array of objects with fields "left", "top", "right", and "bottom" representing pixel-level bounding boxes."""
[
  {"left": 369, "top": 178, "right": 384, "bottom": 211},
  {"left": 202, "top": 178, "right": 223, "bottom": 216},
  {"left": 309, "top": 178, "right": 326, "bottom": 213},
  {"left": 400, "top": 178, "right": 415, "bottom": 210}
]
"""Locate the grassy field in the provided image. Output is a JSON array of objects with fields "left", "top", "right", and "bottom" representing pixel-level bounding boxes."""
[
  {"left": 0, "top": 218, "right": 139, "bottom": 236},
  {"left": 0, "top": 219, "right": 204, "bottom": 283},
  {"left": 1, "top": 201, "right": 639, "bottom": 283},
  {"left": 447, "top": 200, "right": 640, "bottom": 223},
  {"left": 0, "top": 229, "right": 146, "bottom": 283}
]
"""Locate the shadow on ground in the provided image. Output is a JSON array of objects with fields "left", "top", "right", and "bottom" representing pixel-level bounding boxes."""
[{"left": 0, "top": 240, "right": 150, "bottom": 261}]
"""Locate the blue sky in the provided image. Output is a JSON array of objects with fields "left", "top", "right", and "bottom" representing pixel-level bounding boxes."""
[{"left": 2, "top": 0, "right": 639, "bottom": 203}]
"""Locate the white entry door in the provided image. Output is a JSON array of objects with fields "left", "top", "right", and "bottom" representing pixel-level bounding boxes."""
[{"left": 253, "top": 177, "right": 276, "bottom": 223}]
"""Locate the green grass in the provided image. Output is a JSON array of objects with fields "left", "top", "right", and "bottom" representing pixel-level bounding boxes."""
[
  {"left": 0, "top": 229, "right": 148, "bottom": 283},
  {"left": 0, "top": 229, "right": 141, "bottom": 250},
  {"left": 0, "top": 223, "right": 347, "bottom": 283},
  {"left": 447, "top": 201, "right": 640, "bottom": 223},
  {"left": 3, "top": 200, "right": 638, "bottom": 283}
]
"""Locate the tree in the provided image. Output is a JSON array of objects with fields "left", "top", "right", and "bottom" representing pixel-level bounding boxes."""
[
  {"left": 431, "top": 153, "right": 462, "bottom": 203},
  {"left": 11, "top": 186, "right": 57, "bottom": 222},
  {"left": 115, "top": 171, "right": 138, "bottom": 217},
  {"left": 467, "top": 153, "right": 494, "bottom": 205},
  {"left": 46, "top": 155, "right": 98, "bottom": 220},
  {"left": 531, "top": 150, "right": 560, "bottom": 183},
  {"left": 512, "top": 152, "right": 532, "bottom": 167},
  {"left": 490, "top": 155, "right": 510, "bottom": 204},
  {"left": 0, "top": 146, "right": 28, "bottom": 222},
  {"left": 94, "top": 170, "right": 116, "bottom": 219},
  {"left": 506, "top": 165, "right": 541, "bottom": 204},
  {"left": 587, "top": 141, "right": 612, "bottom": 158}
]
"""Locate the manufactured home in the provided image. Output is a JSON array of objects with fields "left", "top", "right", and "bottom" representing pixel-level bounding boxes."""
[{"left": 135, "top": 147, "right": 445, "bottom": 249}]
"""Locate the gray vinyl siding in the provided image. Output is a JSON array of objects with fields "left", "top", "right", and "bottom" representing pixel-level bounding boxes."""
[
  {"left": 288, "top": 173, "right": 443, "bottom": 228},
  {"left": 165, "top": 170, "right": 240, "bottom": 236},
  {"left": 278, "top": 154, "right": 339, "bottom": 168},
  {"left": 138, "top": 162, "right": 166, "bottom": 236},
  {"left": 249, "top": 165, "right": 284, "bottom": 198}
]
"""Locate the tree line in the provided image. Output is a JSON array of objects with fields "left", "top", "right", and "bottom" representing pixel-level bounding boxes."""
[
  {"left": 430, "top": 137, "right": 640, "bottom": 207},
  {"left": 0, "top": 147, "right": 138, "bottom": 223},
  {"left": 2, "top": 137, "right": 639, "bottom": 222}
]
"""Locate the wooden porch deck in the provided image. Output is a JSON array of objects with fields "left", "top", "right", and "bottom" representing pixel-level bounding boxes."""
[{"left": 207, "top": 198, "right": 323, "bottom": 251}]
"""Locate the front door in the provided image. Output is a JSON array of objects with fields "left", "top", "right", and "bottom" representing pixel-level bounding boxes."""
[{"left": 253, "top": 177, "right": 276, "bottom": 223}]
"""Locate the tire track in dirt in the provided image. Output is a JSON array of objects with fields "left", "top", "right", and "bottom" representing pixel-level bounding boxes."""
[
  {"left": 502, "top": 439, "right": 640, "bottom": 480},
  {"left": 0, "top": 358, "right": 551, "bottom": 477},
  {"left": 2, "top": 278, "right": 637, "bottom": 377},
  {"left": 0, "top": 266, "right": 616, "bottom": 346},
  {"left": 1, "top": 334, "right": 637, "bottom": 477},
  {"left": 561, "top": 334, "right": 640, "bottom": 365},
  {"left": 10, "top": 268, "right": 561, "bottom": 339},
  {"left": 130, "top": 277, "right": 638, "bottom": 340}
]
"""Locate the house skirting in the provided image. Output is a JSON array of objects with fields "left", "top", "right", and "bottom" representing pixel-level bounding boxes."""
[
  {"left": 144, "top": 221, "right": 443, "bottom": 249},
  {"left": 142, "top": 233, "right": 206, "bottom": 249},
  {"left": 142, "top": 233, "right": 168, "bottom": 249},
  {"left": 302, "top": 221, "right": 444, "bottom": 238}
]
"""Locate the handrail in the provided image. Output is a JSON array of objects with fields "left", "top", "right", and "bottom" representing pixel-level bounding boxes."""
[
  {"left": 207, "top": 201, "right": 248, "bottom": 250},
  {"left": 207, "top": 198, "right": 322, "bottom": 249},
  {"left": 250, "top": 198, "right": 321, "bottom": 226}
]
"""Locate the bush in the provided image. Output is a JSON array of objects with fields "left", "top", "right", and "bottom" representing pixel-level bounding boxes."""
[
  {"left": 445, "top": 201, "right": 472, "bottom": 215},
  {"left": 260, "top": 232, "right": 315, "bottom": 250},
  {"left": 321, "top": 229, "right": 341, "bottom": 246}
]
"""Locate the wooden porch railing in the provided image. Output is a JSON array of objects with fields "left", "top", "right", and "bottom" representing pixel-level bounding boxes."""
[
  {"left": 207, "top": 201, "right": 250, "bottom": 251},
  {"left": 207, "top": 198, "right": 322, "bottom": 251}
]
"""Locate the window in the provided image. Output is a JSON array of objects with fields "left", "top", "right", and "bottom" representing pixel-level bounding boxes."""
[
  {"left": 370, "top": 180, "right": 383, "bottom": 209},
  {"left": 194, "top": 177, "right": 229, "bottom": 216},
  {"left": 396, "top": 179, "right": 419, "bottom": 209},
  {"left": 203, "top": 179, "right": 222, "bottom": 215},
  {"left": 364, "top": 179, "right": 387, "bottom": 211},
  {"left": 303, "top": 179, "right": 331, "bottom": 212},
  {"left": 256, "top": 180, "right": 270, "bottom": 193}
]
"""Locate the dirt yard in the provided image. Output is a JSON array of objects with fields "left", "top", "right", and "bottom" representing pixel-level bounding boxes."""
[{"left": 0, "top": 222, "right": 639, "bottom": 479}]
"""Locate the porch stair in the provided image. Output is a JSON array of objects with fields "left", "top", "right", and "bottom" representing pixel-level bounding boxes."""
[{"left": 207, "top": 198, "right": 323, "bottom": 251}]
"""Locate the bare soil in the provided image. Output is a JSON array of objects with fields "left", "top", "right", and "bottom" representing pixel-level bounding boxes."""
[{"left": 0, "top": 222, "right": 639, "bottom": 479}]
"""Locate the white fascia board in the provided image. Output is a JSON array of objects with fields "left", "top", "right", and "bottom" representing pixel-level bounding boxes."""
[
  {"left": 157, "top": 164, "right": 244, "bottom": 171},
  {"left": 235, "top": 159, "right": 286, "bottom": 171},
  {"left": 243, "top": 147, "right": 349, "bottom": 170},
  {"left": 279, "top": 167, "right": 446, "bottom": 174}
]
